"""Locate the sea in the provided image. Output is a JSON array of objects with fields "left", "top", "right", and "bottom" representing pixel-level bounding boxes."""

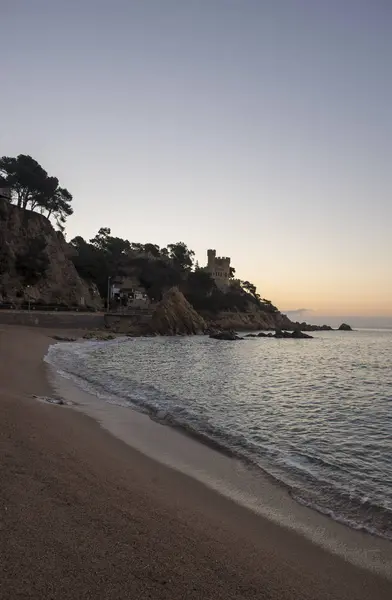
[{"left": 45, "top": 329, "right": 392, "bottom": 541}]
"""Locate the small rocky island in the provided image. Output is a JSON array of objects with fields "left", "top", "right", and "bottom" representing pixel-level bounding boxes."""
[
  {"left": 338, "top": 323, "right": 353, "bottom": 331},
  {"left": 209, "top": 328, "right": 313, "bottom": 341}
]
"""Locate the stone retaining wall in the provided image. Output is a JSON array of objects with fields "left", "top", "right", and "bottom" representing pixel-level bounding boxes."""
[
  {"left": 0, "top": 310, "right": 105, "bottom": 329},
  {"left": 104, "top": 311, "right": 152, "bottom": 333}
]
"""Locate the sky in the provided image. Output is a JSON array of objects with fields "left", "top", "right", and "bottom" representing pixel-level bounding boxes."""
[{"left": 1, "top": 0, "right": 391, "bottom": 323}]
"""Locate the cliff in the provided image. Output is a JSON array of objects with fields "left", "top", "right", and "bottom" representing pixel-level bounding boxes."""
[
  {"left": 203, "top": 308, "right": 295, "bottom": 332},
  {"left": 0, "top": 201, "right": 101, "bottom": 308},
  {"left": 150, "top": 287, "right": 206, "bottom": 335}
]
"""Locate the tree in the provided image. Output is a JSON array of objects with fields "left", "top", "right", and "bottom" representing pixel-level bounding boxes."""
[
  {"left": 167, "top": 242, "right": 195, "bottom": 271},
  {"left": 237, "top": 280, "right": 264, "bottom": 307},
  {"left": 184, "top": 269, "right": 217, "bottom": 309},
  {"left": 90, "top": 228, "right": 131, "bottom": 263},
  {"left": 0, "top": 154, "right": 73, "bottom": 228},
  {"left": 129, "top": 242, "right": 145, "bottom": 254},
  {"left": 36, "top": 177, "right": 73, "bottom": 230},
  {"left": 143, "top": 243, "right": 161, "bottom": 258},
  {"left": 136, "top": 257, "right": 182, "bottom": 301},
  {"left": 89, "top": 227, "right": 111, "bottom": 251},
  {"left": 260, "top": 298, "right": 278, "bottom": 313},
  {"left": 241, "top": 280, "right": 259, "bottom": 299},
  {"left": 229, "top": 266, "right": 236, "bottom": 278},
  {"left": 70, "top": 235, "right": 110, "bottom": 298},
  {"left": 89, "top": 227, "right": 131, "bottom": 281},
  {"left": 70, "top": 236, "right": 102, "bottom": 280},
  {"left": 0, "top": 155, "right": 48, "bottom": 209},
  {"left": 187, "top": 269, "right": 216, "bottom": 294}
]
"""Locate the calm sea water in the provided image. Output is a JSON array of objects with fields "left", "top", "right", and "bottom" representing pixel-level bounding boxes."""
[{"left": 46, "top": 329, "right": 392, "bottom": 539}]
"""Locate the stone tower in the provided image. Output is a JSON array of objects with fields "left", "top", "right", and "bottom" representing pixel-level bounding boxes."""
[
  {"left": 206, "top": 249, "right": 231, "bottom": 291},
  {"left": 207, "top": 249, "right": 216, "bottom": 268}
]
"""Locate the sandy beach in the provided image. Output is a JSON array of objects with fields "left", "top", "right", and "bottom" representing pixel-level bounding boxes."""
[{"left": 1, "top": 325, "right": 392, "bottom": 599}]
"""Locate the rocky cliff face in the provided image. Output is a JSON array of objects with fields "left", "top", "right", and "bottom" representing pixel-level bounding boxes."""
[
  {"left": 0, "top": 201, "right": 101, "bottom": 308},
  {"left": 150, "top": 287, "right": 206, "bottom": 335},
  {"left": 149, "top": 288, "right": 295, "bottom": 336},
  {"left": 203, "top": 308, "right": 295, "bottom": 332}
]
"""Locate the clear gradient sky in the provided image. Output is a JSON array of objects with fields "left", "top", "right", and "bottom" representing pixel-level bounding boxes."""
[{"left": 2, "top": 0, "right": 391, "bottom": 320}]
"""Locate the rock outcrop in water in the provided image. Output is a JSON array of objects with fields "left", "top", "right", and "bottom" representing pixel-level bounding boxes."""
[
  {"left": 338, "top": 323, "right": 353, "bottom": 331},
  {"left": 0, "top": 201, "right": 101, "bottom": 308},
  {"left": 209, "top": 330, "right": 241, "bottom": 341},
  {"left": 149, "top": 287, "right": 206, "bottom": 335},
  {"left": 275, "top": 329, "right": 313, "bottom": 339},
  {"left": 210, "top": 329, "right": 313, "bottom": 341},
  {"left": 291, "top": 322, "right": 332, "bottom": 331}
]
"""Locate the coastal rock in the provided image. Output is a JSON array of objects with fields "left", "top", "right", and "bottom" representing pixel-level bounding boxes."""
[
  {"left": 338, "top": 323, "right": 352, "bottom": 331},
  {"left": 293, "top": 322, "right": 333, "bottom": 332},
  {"left": 0, "top": 200, "right": 101, "bottom": 309},
  {"left": 274, "top": 329, "right": 290, "bottom": 339},
  {"left": 52, "top": 335, "right": 77, "bottom": 342},
  {"left": 32, "top": 395, "right": 65, "bottom": 405},
  {"left": 290, "top": 329, "right": 313, "bottom": 339},
  {"left": 149, "top": 287, "right": 206, "bottom": 336},
  {"left": 209, "top": 330, "right": 240, "bottom": 341},
  {"left": 203, "top": 308, "right": 296, "bottom": 333},
  {"left": 274, "top": 329, "right": 313, "bottom": 339},
  {"left": 204, "top": 308, "right": 332, "bottom": 334},
  {"left": 83, "top": 331, "right": 116, "bottom": 341}
]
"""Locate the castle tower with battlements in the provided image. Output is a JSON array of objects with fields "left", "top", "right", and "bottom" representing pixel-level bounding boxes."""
[{"left": 206, "top": 249, "right": 231, "bottom": 290}]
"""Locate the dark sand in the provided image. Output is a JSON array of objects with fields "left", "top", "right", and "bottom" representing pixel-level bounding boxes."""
[{"left": 1, "top": 325, "right": 391, "bottom": 599}]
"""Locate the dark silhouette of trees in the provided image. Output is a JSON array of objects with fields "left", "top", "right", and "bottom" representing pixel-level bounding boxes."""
[
  {"left": 260, "top": 298, "right": 278, "bottom": 313},
  {"left": 143, "top": 243, "right": 161, "bottom": 258},
  {"left": 36, "top": 177, "right": 73, "bottom": 231},
  {"left": 0, "top": 155, "right": 46, "bottom": 209},
  {"left": 70, "top": 230, "right": 198, "bottom": 302},
  {"left": 187, "top": 269, "right": 216, "bottom": 293},
  {"left": 70, "top": 228, "right": 131, "bottom": 298},
  {"left": 137, "top": 258, "right": 182, "bottom": 301},
  {"left": 69, "top": 236, "right": 105, "bottom": 291},
  {"left": 90, "top": 228, "right": 131, "bottom": 263},
  {"left": 167, "top": 242, "right": 195, "bottom": 271},
  {"left": 240, "top": 280, "right": 259, "bottom": 300},
  {"left": 0, "top": 154, "right": 73, "bottom": 228}
]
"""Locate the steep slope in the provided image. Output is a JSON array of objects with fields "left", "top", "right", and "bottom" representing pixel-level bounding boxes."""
[
  {"left": 0, "top": 201, "right": 101, "bottom": 308},
  {"left": 150, "top": 287, "right": 206, "bottom": 335},
  {"left": 203, "top": 307, "right": 295, "bottom": 331}
]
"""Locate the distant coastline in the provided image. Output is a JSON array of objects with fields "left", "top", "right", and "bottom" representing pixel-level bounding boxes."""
[{"left": 285, "top": 313, "right": 392, "bottom": 330}]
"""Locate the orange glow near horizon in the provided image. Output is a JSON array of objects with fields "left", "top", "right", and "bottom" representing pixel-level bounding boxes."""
[
  {"left": 255, "top": 278, "right": 392, "bottom": 317},
  {"left": 248, "top": 256, "right": 392, "bottom": 317}
]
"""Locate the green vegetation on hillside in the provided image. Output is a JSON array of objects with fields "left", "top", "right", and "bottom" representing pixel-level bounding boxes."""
[
  {"left": 1, "top": 153, "right": 273, "bottom": 314},
  {"left": 70, "top": 227, "right": 274, "bottom": 313}
]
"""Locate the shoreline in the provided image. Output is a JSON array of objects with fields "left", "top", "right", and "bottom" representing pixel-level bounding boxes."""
[
  {"left": 45, "top": 332, "right": 391, "bottom": 546},
  {"left": 48, "top": 353, "right": 392, "bottom": 579},
  {"left": 1, "top": 325, "right": 392, "bottom": 599}
]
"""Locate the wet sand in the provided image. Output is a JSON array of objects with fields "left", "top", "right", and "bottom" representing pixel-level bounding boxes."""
[{"left": 1, "top": 325, "right": 392, "bottom": 599}]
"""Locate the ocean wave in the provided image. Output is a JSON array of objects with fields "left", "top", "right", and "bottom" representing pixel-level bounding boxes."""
[{"left": 292, "top": 491, "right": 392, "bottom": 541}]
